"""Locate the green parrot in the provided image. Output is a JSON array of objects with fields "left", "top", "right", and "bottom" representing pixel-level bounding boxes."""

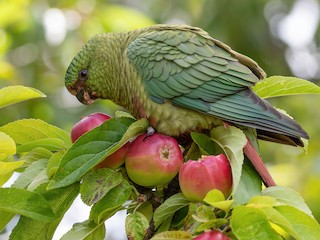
[{"left": 65, "top": 24, "right": 309, "bottom": 186}]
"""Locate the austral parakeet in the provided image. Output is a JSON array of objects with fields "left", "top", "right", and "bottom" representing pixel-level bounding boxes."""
[{"left": 65, "top": 25, "right": 309, "bottom": 186}]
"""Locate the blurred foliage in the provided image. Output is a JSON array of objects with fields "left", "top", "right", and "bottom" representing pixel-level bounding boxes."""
[{"left": 0, "top": 0, "right": 319, "bottom": 221}]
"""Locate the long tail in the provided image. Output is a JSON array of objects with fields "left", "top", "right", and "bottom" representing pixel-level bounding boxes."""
[{"left": 243, "top": 137, "right": 276, "bottom": 187}]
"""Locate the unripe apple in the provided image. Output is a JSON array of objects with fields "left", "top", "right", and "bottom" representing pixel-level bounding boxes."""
[
  {"left": 194, "top": 230, "right": 231, "bottom": 240},
  {"left": 179, "top": 154, "right": 232, "bottom": 201},
  {"left": 125, "top": 133, "right": 183, "bottom": 187},
  {"left": 71, "top": 112, "right": 128, "bottom": 169},
  {"left": 71, "top": 112, "right": 111, "bottom": 143}
]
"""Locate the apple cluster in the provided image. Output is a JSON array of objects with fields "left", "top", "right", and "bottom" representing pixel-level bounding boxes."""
[{"left": 71, "top": 112, "right": 233, "bottom": 202}]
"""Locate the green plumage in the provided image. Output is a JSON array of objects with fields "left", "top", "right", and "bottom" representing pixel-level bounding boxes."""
[{"left": 65, "top": 24, "right": 309, "bottom": 146}]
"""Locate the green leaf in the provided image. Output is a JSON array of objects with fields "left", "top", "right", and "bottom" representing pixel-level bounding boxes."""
[
  {"left": 27, "top": 169, "right": 49, "bottom": 191},
  {"left": 80, "top": 168, "right": 123, "bottom": 206},
  {"left": 12, "top": 159, "right": 48, "bottom": 189},
  {"left": 234, "top": 158, "right": 262, "bottom": 205},
  {"left": 275, "top": 206, "right": 320, "bottom": 240},
  {"left": 153, "top": 193, "right": 190, "bottom": 229},
  {"left": 0, "top": 161, "right": 24, "bottom": 186},
  {"left": 19, "top": 147, "right": 53, "bottom": 165},
  {"left": 183, "top": 142, "right": 201, "bottom": 161},
  {"left": 248, "top": 196, "right": 277, "bottom": 208},
  {"left": 231, "top": 206, "right": 282, "bottom": 240},
  {"left": 203, "top": 189, "right": 233, "bottom": 211},
  {"left": 61, "top": 220, "right": 106, "bottom": 240},
  {"left": 16, "top": 138, "right": 66, "bottom": 153},
  {"left": 192, "top": 205, "right": 216, "bottom": 223},
  {"left": 9, "top": 183, "right": 80, "bottom": 240},
  {"left": 260, "top": 207, "right": 300, "bottom": 239},
  {"left": 136, "top": 201, "right": 153, "bottom": 222},
  {"left": 210, "top": 126, "right": 247, "bottom": 194},
  {"left": 150, "top": 231, "right": 193, "bottom": 240},
  {"left": 0, "top": 211, "right": 15, "bottom": 232},
  {"left": 196, "top": 219, "right": 228, "bottom": 232},
  {"left": 48, "top": 117, "right": 148, "bottom": 189},
  {"left": 156, "top": 215, "right": 174, "bottom": 234},
  {"left": 125, "top": 212, "right": 149, "bottom": 240},
  {"left": 0, "top": 85, "right": 46, "bottom": 109},
  {"left": 115, "top": 110, "right": 135, "bottom": 119},
  {"left": 47, "top": 150, "right": 66, "bottom": 178},
  {"left": 0, "top": 132, "right": 16, "bottom": 160},
  {"left": 262, "top": 186, "right": 313, "bottom": 217},
  {"left": 190, "top": 132, "right": 219, "bottom": 155},
  {"left": 0, "top": 188, "right": 54, "bottom": 222},
  {"left": 204, "top": 189, "right": 225, "bottom": 202},
  {"left": 90, "top": 179, "right": 132, "bottom": 224},
  {"left": 0, "top": 119, "right": 71, "bottom": 146},
  {"left": 171, "top": 206, "right": 189, "bottom": 228},
  {"left": 252, "top": 76, "right": 320, "bottom": 98}
]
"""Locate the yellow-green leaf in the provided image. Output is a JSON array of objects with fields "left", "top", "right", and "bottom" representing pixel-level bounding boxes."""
[
  {"left": 231, "top": 206, "right": 282, "bottom": 240},
  {"left": 253, "top": 76, "right": 320, "bottom": 99},
  {"left": 203, "top": 189, "right": 233, "bottom": 211},
  {"left": 275, "top": 205, "right": 320, "bottom": 240},
  {"left": 262, "top": 186, "right": 313, "bottom": 217},
  {"left": 210, "top": 126, "right": 247, "bottom": 194},
  {"left": 0, "top": 85, "right": 46, "bottom": 109},
  {"left": 0, "top": 161, "right": 25, "bottom": 186},
  {"left": 61, "top": 220, "right": 106, "bottom": 240},
  {"left": 0, "top": 188, "right": 54, "bottom": 222},
  {"left": 0, "top": 119, "right": 71, "bottom": 146},
  {"left": 126, "top": 212, "right": 149, "bottom": 240},
  {"left": 151, "top": 230, "right": 193, "bottom": 240},
  {"left": 0, "top": 132, "right": 16, "bottom": 160},
  {"left": 247, "top": 196, "right": 278, "bottom": 208}
]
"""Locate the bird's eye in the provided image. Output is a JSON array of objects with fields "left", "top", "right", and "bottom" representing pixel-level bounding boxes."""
[{"left": 78, "top": 69, "right": 88, "bottom": 81}]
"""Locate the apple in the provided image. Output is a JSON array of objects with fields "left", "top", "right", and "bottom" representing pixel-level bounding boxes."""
[
  {"left": 179, "top": 154, "right": 232, "bottom": 201},
  {"left": 194, "top": 230, "right": 230, "bottom": 240},
  {"left": 96, "top": 142, "right": 130, "bottom": 169},
  {"left": 71, "top": 112, "right": 128, "bottom": 169},
  {"left": 71, "top": 112, "right": 111, "bottom": 143},
  {"left": 125, "top": 133, "right": 183, "bottom": 187}
]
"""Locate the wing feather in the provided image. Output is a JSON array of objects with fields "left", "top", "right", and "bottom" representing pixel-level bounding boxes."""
[{"left": 126, "top": 26, "right": 308, "bottom": 140}]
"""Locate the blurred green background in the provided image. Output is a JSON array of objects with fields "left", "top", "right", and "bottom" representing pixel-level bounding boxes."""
[{"left": 1, "top": 0, "right": 320, "bottom": 221}]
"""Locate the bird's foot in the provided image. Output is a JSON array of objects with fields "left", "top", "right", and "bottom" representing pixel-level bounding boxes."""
[
  {"left": 146, "top": 126, "right": 155, "bottom": 136},
  {"left": 143, "top": 126, "right": 156, "bottom": 141}
]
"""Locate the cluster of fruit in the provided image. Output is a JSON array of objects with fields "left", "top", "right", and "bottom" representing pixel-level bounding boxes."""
[{"left": 71, "top": 112, "right": 233, "bottom": 239}]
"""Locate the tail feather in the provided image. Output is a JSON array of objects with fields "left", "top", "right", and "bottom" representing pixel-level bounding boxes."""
[
  {"left": 257, "top": 130, "right": 304, "bottom": 147},
  {"left": 207, "top": 89, "right": 309, "bottom": 146},
  {"left": 244, "top": 138, "right": 276, "bottom": 187}
]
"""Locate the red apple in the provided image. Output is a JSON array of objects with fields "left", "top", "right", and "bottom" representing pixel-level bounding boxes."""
[
  {"left": 179, "top": 154, "right": 232, "bottom": 201},
  {"left": 71, "top": 112, "right": 128, "bottom": 169},
  {"left": 125, "top": 133, "right": 183, "bottom": 187},
  {"left": 71, "top": 112, "right": 111, "bottom": 143},
  {"left": 194, "top": 230, "right": 230, "bottom": 240},
  {"left": 96, "top": 142, "right": 130, "bottom": 169}
]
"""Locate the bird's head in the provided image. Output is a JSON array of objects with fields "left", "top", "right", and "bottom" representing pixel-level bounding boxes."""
[{"left": 65, "top": 33, "right": 117, "bottom": 105}]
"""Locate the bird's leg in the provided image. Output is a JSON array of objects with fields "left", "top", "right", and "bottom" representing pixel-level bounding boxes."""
[{"left": 243, "top": 138, "right": 276, "bottom": 187}]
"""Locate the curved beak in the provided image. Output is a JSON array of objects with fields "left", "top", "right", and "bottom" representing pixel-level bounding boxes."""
[
  {"left": 76, "top": 89, "right": 86, "bottom": 104},
  {"left": 75, "top": 87, "right": 95, "bottom": 105}
]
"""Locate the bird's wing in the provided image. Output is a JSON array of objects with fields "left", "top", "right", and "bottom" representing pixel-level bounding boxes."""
[
  {"left": 127, "top": 27, "right": 262, "bottom": 100},
  {"left": 126, "top": 26, "right": 308, "bottom": 139}
]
